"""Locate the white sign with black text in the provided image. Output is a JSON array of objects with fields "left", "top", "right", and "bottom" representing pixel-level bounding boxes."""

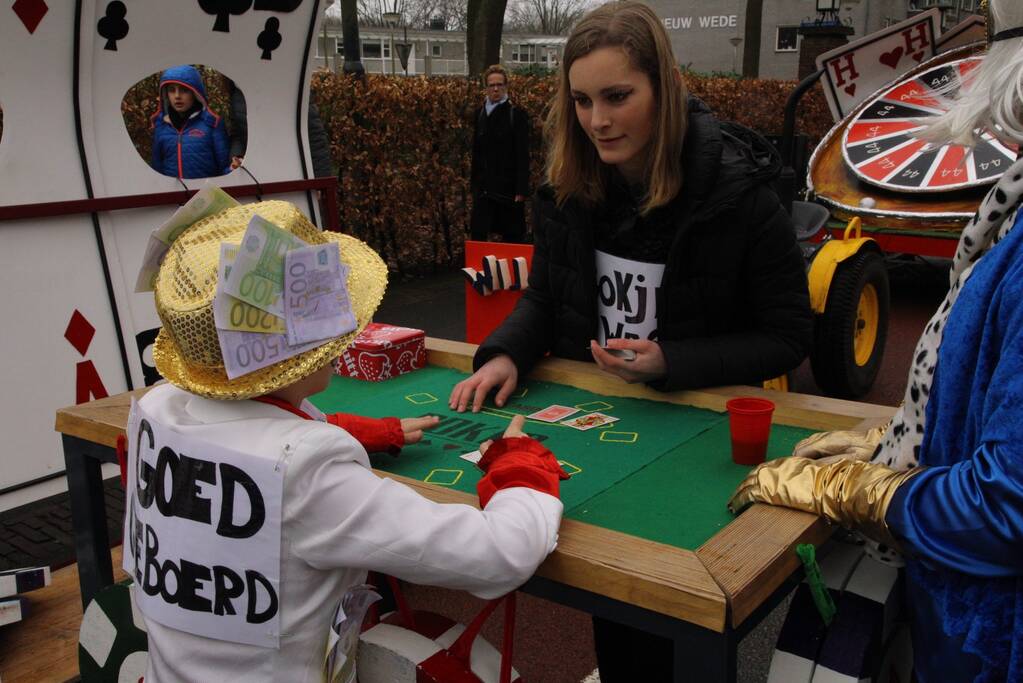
[
  {"left": 122, "top": 400, "right": 285, "bottom": 649},
  {"left": 595, "top": 250, "right": 664, "bottom": 345}
]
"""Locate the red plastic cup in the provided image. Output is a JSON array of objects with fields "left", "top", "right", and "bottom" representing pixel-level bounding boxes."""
[{"left": 725, "top": 397, "right": 775, "bottom": 466}]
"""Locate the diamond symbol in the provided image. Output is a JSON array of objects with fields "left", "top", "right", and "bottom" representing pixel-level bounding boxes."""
[
  {"left": 65, "top": 310, "right": 96, "bottom": 357},
  {"left": 12, "top": 0, "right": 48, "bottom": 34}
]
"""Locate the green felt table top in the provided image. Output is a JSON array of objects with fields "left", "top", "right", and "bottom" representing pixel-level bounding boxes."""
[{"left": 311, "top": 367, "right": 816, "bottom": 551}]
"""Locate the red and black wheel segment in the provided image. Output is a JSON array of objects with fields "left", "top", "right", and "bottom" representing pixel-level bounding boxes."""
[{"left": 842, "top": 57, "right": 1018, "bottom": 193}]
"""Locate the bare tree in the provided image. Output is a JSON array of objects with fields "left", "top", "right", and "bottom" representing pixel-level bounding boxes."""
[
  {"left": 504, "top": 0, "right": 587, "bottom": 35},
  {"left": 466, "top": 0, "right": 508, "bottom": 76},
  {"left": 355, "top": 0, "right": 466, "bottom": 29}
]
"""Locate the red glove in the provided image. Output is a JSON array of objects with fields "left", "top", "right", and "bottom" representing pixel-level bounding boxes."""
[
  {"left": 476, "top": 437, "right": 570, "bottom": 507},
  {"left": 325, "top": 413, "right": 405, "bottom": 455}
]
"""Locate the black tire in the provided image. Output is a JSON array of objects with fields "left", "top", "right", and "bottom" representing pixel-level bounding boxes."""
[{"left": 811, "top": 249, "right": 890, "bottom": 399}]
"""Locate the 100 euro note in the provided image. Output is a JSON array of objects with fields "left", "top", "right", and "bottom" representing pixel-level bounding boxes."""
[
  {"left": 134, "top": 186, "right": 239, "bottom": 292},
  {"left": 222, "top": 214, "right": 310, "bottom": 317},
  {"left": 283, "top": 244, "right": 357, "bottom": 346},
  {"left": 213, "top": 244, "right": 287, "bottom": 334},
  {"left": 213, "top": 242, "right": 322, "bottom": 379}
]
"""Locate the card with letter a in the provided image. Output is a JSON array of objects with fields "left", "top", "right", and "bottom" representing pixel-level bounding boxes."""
[
  {"left": 562, "top": 412, "right": 619, "bottom": 431},
  {"left": 527, "top": 405, "right": 580, "bottom": 423}
]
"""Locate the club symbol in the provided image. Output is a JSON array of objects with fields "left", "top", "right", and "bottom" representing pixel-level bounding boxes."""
[
  {"left": 198, "top": 0, "right": 253, "bottom": 33},
  {"left": 97, "top": 0, "right": 128, "bottom": 51},
  {"left": 258, "top": 17, "right": 282, "bottom": 60}
]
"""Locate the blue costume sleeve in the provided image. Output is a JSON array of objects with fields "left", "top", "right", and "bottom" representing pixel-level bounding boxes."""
[{"left": 886, "top": 274, "right": 1023, "bottom": 578}]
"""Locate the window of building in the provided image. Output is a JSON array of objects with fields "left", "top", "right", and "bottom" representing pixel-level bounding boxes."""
[
  {"left": 776, "top": 26, "right": 798, "bottom": 52},
  {"left": 383, "top": 40, "right": 391, "bottom": 58},
  {"left": 511, "top": 44, "right": 537, "bottom": 63},
  {"left": 432, "top": 43, "right": 442, "bottom": 57},
  {"left": 336, "top": 40, "right": 344, "bottom": 55},
  {"left": 363, "top": 40, "right": 382, "bottom": 59}
]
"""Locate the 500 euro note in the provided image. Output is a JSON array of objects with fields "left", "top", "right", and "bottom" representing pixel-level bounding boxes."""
[{"left": 283, "top": 244, "right": 357, "bottom": 346}]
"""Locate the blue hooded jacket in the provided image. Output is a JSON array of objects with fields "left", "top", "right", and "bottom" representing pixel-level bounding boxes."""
[{"left": 151, "top": 65, "right": 231, "bottom": 179}]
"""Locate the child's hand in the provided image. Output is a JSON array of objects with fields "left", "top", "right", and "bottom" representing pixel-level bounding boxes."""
[
  {"left": 231, "top": 156, "right": 244, "bottom": 170},
  {"left": 479, "top": 415, "right": 527, "bottom": 455},
  {"left": 401, "top": 415, "right": 440, "bottom": 445}
]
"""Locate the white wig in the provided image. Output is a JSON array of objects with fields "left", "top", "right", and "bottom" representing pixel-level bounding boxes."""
[{"left": 920, "top": 0, "right": 1023, "bottom": 147}]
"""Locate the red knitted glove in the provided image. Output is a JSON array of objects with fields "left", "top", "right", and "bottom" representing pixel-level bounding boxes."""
[
  {"left": 476, "top": 437, "right": 570, "bottom": 507},
  {"left": 325, "top": 413, "right": 405, "bottom": 455}
]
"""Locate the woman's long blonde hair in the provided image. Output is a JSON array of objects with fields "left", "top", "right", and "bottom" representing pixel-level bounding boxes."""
[
  {"left": 920, "top": 0, "right": 1023, "bottom": 146},
  {"left": 545, "top": 1, "right": 687, "bottom": 214}
]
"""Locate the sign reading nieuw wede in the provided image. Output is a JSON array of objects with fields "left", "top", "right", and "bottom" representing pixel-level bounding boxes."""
[{"left": 662, "top": 15, "right": 738, "bottom": 31}]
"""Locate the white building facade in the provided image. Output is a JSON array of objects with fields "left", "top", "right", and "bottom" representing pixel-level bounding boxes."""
[
  {"left": 647, "top": 0, "right": 910, "bottom": 79},
  {"left": 315, "top": 24, "right": 565, "bottom": 77}
]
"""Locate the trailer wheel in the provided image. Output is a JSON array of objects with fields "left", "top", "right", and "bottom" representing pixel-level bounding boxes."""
[{"left": 811, "top": 249, "right": 889, "bottom": 399}]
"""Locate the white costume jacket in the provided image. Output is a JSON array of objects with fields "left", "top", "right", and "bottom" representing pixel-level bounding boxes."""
[{"left": 137, "top": 383, "right": 563, "bottom": 682}]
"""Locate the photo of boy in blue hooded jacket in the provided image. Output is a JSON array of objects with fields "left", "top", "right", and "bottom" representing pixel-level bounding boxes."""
[{"left": 151, "top": 65, "right": 231, "bottom": 179}]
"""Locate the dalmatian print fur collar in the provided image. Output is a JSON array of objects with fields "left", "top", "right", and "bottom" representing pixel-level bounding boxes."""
[{"left": 872, "top": 156, "right": 1023, "bottom": 471}]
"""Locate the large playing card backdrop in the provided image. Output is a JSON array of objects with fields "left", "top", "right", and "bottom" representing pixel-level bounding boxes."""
[{"left": 0, "top": 0, "right": 325, "bottom": 501}]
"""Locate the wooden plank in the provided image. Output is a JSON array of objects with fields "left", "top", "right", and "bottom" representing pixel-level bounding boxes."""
[
  {"left": 390, "top": 473, "right": 728, "bottom": 632},
  {"left": 54, "top": 387, "right": 149, "bottom": 448},
  {"left": 696, "top": 504, "right": 832, "bottom": 628},
  {"left": 0, "top": 547, "right": 126, "bottom": 683}
]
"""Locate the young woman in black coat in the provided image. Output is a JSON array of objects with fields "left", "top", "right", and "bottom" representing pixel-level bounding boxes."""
[
  {"left": 451, "top": 6, "right": 813, "bottom": 675},
  {"left": 450, "top": 1, "right": 812, "bottom": 417}
]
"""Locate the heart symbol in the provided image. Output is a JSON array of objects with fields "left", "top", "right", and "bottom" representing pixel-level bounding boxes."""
[
  {"left": 879, "top": 47, "right": 904, "bottom": 69},
  {"left": 357, "top": 352, "right": 391, "bottom": 381},
  {"left": 910, "top": 51, "right": 924, "bottom": 62},
  {"left": 395, "top": 351, "right": 416, "bottom": 375},
  {"left": 844, "top": 83, "right": 857, "bottom": 97}
]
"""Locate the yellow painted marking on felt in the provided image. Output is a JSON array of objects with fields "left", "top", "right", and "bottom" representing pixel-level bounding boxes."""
[
  {"left": 406, "top": 392, "right": 439, "bottom": 405},
  {"left": 600, "top": 431, "right": 638, "bottom": 444},
  {"left": 575, "top": 400, "right": 613, "bottom": 412},
  {"left": 558, "top": 460, "right": 582, "bottom": 476},
  {"left": 425, "top": 468, "right": 463, "bottom": 486}
]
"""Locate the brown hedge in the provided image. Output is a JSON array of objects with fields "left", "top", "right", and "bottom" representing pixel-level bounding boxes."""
[{"left": 114, "top": 71, "right": 832, "bottom": 274}]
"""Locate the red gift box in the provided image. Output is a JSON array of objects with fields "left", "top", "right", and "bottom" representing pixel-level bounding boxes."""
[{"left": 336, "top": 323, "right": 426, "bottom": 381}]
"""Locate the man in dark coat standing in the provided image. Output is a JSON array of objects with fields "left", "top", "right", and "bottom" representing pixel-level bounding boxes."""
[{"left": 470, "top": 65, "right": 531, "bottom": 243}]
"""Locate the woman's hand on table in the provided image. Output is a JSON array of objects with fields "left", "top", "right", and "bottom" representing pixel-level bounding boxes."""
[
  {"left": 400, "top": 416, "right": 441, "bottom": 445},
  {"left": 590, "top": 339, "right": 667, "bottom": 384},
  {"left": 479, "top": 414, "right": 527, "bottom": 456},
  {"left": 449, "top": 355, "right": 519, "bottom": 413}
]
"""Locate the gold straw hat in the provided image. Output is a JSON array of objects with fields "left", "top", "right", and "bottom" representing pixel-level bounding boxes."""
[{"left": 152, "top": 200, "right": 387, "bottom": 400}]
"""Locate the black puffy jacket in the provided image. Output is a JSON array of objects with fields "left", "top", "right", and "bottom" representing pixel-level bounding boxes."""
[{"left": 475, "top": 98, "right": 813, "bottom": 391}]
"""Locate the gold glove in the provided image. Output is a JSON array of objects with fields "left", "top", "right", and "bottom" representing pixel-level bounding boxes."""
[
  {"left": 791, "top": 425, "right": 886, "bottom": 463},
  {"left": 728, "top": 457, "right": 923, "bottom": 550}
]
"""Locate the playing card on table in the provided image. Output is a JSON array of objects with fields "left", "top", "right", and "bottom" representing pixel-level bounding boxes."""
[
  {"left": 561, "top": 412, "right": 619, "bottom": 431},
  {"left": 527, "top": 405, "right": 580, "bottom": 423}
]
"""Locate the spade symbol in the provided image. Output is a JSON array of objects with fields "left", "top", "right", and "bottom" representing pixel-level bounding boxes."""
[
  {"left": 258, "top": 17, "right": 282, "bottom": 60},
  {"left": 97, "top": 1, "right": 129, "bottom": 51},
  {"left": 198, "top": 0, "right": 253, "bottom": 33}
]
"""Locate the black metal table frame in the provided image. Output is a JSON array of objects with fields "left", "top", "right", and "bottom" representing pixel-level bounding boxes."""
[{"left": 62, "top": 433, "right": 799, "bottom": 683}]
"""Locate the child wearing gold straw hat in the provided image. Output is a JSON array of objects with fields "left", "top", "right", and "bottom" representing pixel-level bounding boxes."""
[{"left": 127, "top": 201, "right": 567, "bottom": 682}]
